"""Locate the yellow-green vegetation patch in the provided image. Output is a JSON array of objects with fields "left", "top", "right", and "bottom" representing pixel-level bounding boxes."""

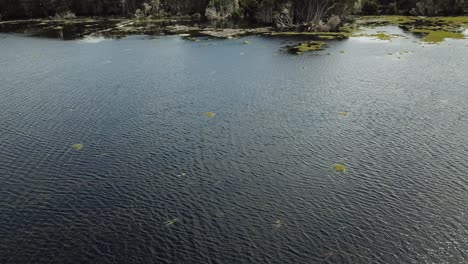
[
  {"left": 338, "top": 111, "right": 349, "bottom": 117},
  {"left": 205, "top": 112, "right": 216, "bottom": 117},
  {"left": 71, "top": 143, "right": 83, "bottom": 150},
  {"left": 333, "top": 164, "right": 346, "bottom": 172},
  {"left": 409, "top": 29, "right": 465, "bottom": 43},
  {"left": 352, "top": 33, "right": 400, "bottom": 41},
  {"left": 360, "top": 15, "right": 415, "bottom": 25},
  {"left": 359, "top": 16, "right": 467, "bottom": 44},
  {"left": 341, "top": 25, "right": 363, "bottom": 34},
  {"left": 291, "top": 41, "right": 326, "bottom": 54}
]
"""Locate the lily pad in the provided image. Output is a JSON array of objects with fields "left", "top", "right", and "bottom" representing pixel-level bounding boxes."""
[
  {"left": 333, "top": 164, "right": 346, "bottom": 172},
  {"left": 71, "top": 144, "right": 83, "bottom": 150},
  {"left": 205, "top": 112, "right": 216, "bottom": 117}
]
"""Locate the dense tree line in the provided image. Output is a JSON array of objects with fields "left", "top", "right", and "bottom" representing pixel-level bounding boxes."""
[
  {"left": 0, "top": 0, "right": 465, "bottom": 22},
  {"left": 0, "top": 0, "right": 209, "bottom": 19},
  {"left": 357, "top": 0, "right": 465, "bottom": 15}
]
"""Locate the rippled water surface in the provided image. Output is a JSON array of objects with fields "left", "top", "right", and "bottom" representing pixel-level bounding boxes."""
[{"left": 1, "top": 30, "right": 468, "bottom": 263}]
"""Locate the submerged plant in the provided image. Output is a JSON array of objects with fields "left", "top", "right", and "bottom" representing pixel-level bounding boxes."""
[
  {"left": 333, "top": 164, "right": 346, "bottom": 172},
  {"left": 71, "top": 143, "right": 83, "bottom": 150}
]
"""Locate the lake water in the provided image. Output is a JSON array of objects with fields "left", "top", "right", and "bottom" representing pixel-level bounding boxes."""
[{"left": 1, "top": 29, "right": 468, "bottom": 263}]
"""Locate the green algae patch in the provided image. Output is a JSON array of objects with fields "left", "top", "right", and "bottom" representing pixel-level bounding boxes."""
[
  {"left": 291, "top": 41, "right": 326, "bottom": 54},
  {"left": 71, "top": 144, "right": 83, "bottom": 150},
  {"left": 338, "top": 111, "right": 349, "bottom": 117},
  {"left": 333, "top": 164, "right": 346, "bottom": 172},
  {"left": 409, "top": 29, "right": 465, "bottom": 43},
  {"left": 205, "top": 112, "right": 216, "bottom": 117}
]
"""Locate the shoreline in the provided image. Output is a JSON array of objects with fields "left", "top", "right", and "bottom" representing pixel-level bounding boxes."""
[{"left": 1, "top": 16, "right": 466, "bottom": 54}]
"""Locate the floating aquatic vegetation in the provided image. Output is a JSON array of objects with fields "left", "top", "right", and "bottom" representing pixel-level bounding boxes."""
[
  {"left": 338, "top": 111, "right": 349, "bottom": 117},
  {"left": 333, "top": 164, "right": 346, "bottom": 172},
  {"left": 213, "top": 210, "right": 225, "bottom": 217},
  {"left": 271, "top": 31, "right": 350, "bottom": 40},
  {"left": 164, "top": 219, "right": 178, "bottom": 227},
  {"left": 358, "top": 16, "right": 467, "bottom": 44},
  {"left": 184, "top": 36, "right": 200, "bottom": 41},
  {"left": 290, "top": 41, "right": 325, "bottom": 54},
  {"left": 205, "top": 112, "right": 216, "bottom": 117},
  {"left": 317, "top": 35, "right": 336, "bottom": 40},
  {"left": 352, "top": 33, "right": 400, "bottom": 41},
  {"left": 71, "top": 144, "right": 83, "bottom": 150},
  {"left": 243, "top": 41, "right": 250, "bottom": 44},
  {"left": 273, "top": 219, "right": 285, "bottom": 229},
  {"left": 409, "top": 29, "right": 465, "bottom": 43}
]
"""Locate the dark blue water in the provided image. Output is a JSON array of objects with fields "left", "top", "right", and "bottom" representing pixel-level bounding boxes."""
[{"left": 1, "top": 30, "right": 468, "bottom": 263}]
